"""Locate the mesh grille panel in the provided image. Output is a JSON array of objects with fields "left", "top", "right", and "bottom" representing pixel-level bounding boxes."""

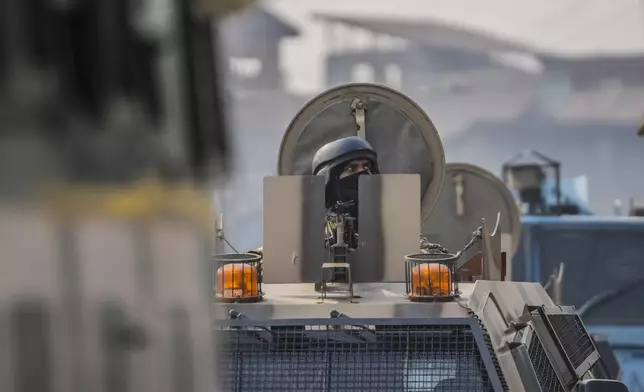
[
  {"left": 216, "top": 324, "right": 495, "bottom": 391},
  {"left": 547, "top": 314, "right": 595, "bottom": 370},
  {"left": 527, "top": 331, "right": 565, "bottom": 392}
]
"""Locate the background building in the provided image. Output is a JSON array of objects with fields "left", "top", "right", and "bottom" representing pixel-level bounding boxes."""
[
  {"left": 314, "top": 13, "right": 644, "bottom": 214},
  {"left": 216, "top": 1, "right": 644, "bottom": 250}
]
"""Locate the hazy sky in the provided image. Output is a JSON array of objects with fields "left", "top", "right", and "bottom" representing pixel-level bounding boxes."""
[
  {"left": 266, "top": 0, "right": 644, "bottom": 93},
  {"left": 266, "top": 0, "right": 502, "bottom": 93}
]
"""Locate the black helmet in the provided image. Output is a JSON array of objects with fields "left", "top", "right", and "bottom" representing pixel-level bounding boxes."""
[
  {"left": 312, "top": 136, "right": 380, "bottom": 207},
  {"left": 312, "top": 136, "right": 380, "bottom": 177}
]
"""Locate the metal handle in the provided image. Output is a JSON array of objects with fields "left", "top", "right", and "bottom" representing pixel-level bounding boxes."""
[
  {"left": 477, "top": 291, "right": 510, "bottom": 329},
  {"left": 454, "top": 174, "right": 465, "bottom": 216}
]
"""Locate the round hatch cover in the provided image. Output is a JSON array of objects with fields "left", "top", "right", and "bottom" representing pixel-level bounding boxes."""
[
  {"left": 277, "top": 83, "right": 446, "bottom": 221},
  {"left": 422, "top": 163, "right": 522, "bottom": 257}
]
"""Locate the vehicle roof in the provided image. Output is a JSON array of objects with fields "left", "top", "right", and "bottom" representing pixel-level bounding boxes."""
[
  {"left": 213, "top": 282, "right": 475, "bottom": 320},
  {"left": 212, "top": 280, "right": 555, "bottom": 323}
]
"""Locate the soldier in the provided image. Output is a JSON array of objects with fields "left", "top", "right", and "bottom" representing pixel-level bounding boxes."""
[{"left": 250, "top": 136, "right": 449, "bottom": 256}]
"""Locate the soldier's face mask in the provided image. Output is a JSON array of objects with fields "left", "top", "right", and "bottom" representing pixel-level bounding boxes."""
[{"left": 333, "top": 159, "right": 373, "bottom": 203}]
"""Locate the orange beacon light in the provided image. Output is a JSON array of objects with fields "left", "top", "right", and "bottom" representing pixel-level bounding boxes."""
[{"left": 213, "top": 253, "right": 262, "bottom": 302}]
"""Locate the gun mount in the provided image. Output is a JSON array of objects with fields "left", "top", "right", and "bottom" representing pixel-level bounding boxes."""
[{"left": 317, "top": 200, "right": 358, "bottom": 301}]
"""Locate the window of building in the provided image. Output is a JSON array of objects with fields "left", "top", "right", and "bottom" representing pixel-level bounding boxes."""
[
  {"left": 352, "top": 62, "right": 375, "bottom": 83},
  {"left": 229, "top": 57, "right": 263, "bottom": 79},
  {"left": 536, "top": 70, "right": 572, "bottom": 115},
  {"left": 384, "top": 63, "right": 403, "bottom": 89}
]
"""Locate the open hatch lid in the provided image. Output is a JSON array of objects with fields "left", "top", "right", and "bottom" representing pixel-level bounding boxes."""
[
  {"left": 422, "top": 163, "right": 522, "bottom": 258},
  {"left": 276, "top": 83, "right": 446, "bottom": 221}
]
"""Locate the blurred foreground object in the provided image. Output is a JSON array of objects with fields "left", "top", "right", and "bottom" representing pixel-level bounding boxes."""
[
  {"left": 193, "top": 0, "right": 256, "bottom": 17},
  {"left": 0, "top": 0, "right": 231, "bottom": 391},
  {"left": 0, "top": 0, "right": 231, "bottom": 186},
  {"left": 638, "top": 117, "right": 644, "bottom": 137}
]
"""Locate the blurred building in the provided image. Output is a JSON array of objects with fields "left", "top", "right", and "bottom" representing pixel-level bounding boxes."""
[
  {"left": 217, "top": 4, "right": 306, "bottom": 250},
  {"left": 314, "top": 13, "right": 644, "bottom": 214},
  {"left": 219, "top": 5, "right": 298, "bottom": 91},
  {"left": 454, "top": 55, "right": 644, "bottom": 214},
  {"left": 315, "top": 14, "right": 542, "bottom": 136},
  {"left": 218, "top": 3, "right": 305, "bottom": 152}
]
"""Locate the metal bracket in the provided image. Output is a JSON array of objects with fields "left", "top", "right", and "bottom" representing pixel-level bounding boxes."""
[
  {"left": 318, "top": 262, "right": 357, "bottom": 303},
  {"left": 350, "top": 98, "right": 366, "bottom": 139},
  {"left": 453, "top": 173, "right": 465, "bottom": 216},
  {"left": 552, "top": 263, "right": 565, "bottom": 305},
  {"left": 482, "top": 212, "right": 503, "bottom": 281}
]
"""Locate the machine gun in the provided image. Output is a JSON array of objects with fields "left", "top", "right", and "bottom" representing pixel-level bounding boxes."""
[
  {"left": 325, "top": 200, "right": 359, "bottom": 255},
  {"left": 319, "top": 201, "right": 359, "bottom": 300}
]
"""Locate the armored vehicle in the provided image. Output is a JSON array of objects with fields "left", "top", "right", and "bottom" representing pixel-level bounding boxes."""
[{"left": 211, "top": 84, "right": 630, "bottom": 392}]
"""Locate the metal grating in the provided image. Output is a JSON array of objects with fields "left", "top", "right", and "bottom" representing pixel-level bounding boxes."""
[
  {"left": 215, "top": 323, "right": 496, "bottom": 391},
  {"left": 468, "top": 309, "right": 509, "bottom": 391},
  {"left": 546, "top": 314, "right": 596, "bottom": 371},
  {"left": 526, "top": 329, "right": 565, "bottom": 392}
]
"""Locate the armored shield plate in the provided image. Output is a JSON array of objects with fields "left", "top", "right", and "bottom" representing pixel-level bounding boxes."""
[
  {"left": 277, "top": 83, "right": 445, "bottom": 222},
  {"left": 262, "top": 174, "right": 420, "bottom": 284},
  {"left": 422, "top": 163, "right": 522, "bottom": 260}
]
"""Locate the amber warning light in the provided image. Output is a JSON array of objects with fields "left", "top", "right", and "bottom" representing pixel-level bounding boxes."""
[
  {"left": 213, "top": 253, "right": 263, "bottom": 302},
  {"left": 405, "top": 253, "right": 458, "bottom": 301}
]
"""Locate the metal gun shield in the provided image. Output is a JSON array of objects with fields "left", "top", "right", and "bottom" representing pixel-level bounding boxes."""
[
  {"left": 422, "top": 163, "right": 522, "bottom": 262},
  {"left": 277, "top": 83, "right": 446, "bottom": 222}
]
